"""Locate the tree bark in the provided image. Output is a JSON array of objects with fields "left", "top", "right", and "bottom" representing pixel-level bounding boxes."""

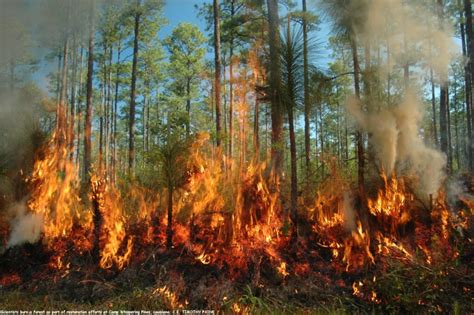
[
  {"left": 430, "top": 68, "right": 439, "bottom": 147},
  {"left": 129, "top": 0, "right": 141, "bottom": 175},
  {"left": 464, "top": 0, "right": 474, "bottom": 170},
  {"left": 166, "top": 186, "right": 174, "bottom": 249},
  {"left": 438, "top": 0, "right": 450, "bottom": 172},
  {"left": 75, "top": 45, "right": 84, "bottom": 168},
  {"left": 285, "top": 15, "right": 298, "bottom": 240},
  {"left": 83, "top": 0, "right": 95, "bottom": 186},
  {"left": 302, "top": 0, "right": 311, "bottom": 174},
  {"left": 213, "top": 0, "right": 222, "bottom": 149},
  {"left": 228, "top": 0, "right": 235, "bottom": 159},
  {"left": 266, "top": 0, "right": 284, "bottom": 178},
  {"left": 112, "top": 38, "right": 121, "bottom": 182},
  {"left": 186, "top": 78, "right": 191, "bottom": 135},
  {"left": 460, "top": 4, "right": 472, "bottom": 169},
  {"left": 69, "top": 35, "right": 77, "bottom": 162},
  {"left": 454, "top": 77, "right": 461, "bottom": 169},
  {"left": 58, "top": 37, "right": 69, "bottom": 148},
  {"left": 350, "top": 36, "right": 365, "bottom": 200},
  {"left": 254, "top": 93, "right": 260, "bottom": 160}
]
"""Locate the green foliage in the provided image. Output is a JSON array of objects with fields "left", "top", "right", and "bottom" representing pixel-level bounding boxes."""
[{"left": 164, "top": 22, "right": 206, "bottom": 90}]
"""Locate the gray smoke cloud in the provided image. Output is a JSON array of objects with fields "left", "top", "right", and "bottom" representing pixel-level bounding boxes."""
[
  {"left": 343, "top": 0, "right": 456, "bottom": 198},
  {"left": 7, "top": 201, "right": 43, "bottom": 247},
  {"left": 347, "top": 92, "right": 447, "bottom": 197}
]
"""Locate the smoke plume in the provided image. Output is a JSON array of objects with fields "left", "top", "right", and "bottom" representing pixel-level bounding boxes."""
[
  {"left": 344, "top": 0, "right": 456, "bottom": 197},
  {"left": 7, "top": 202, "right": 43, "bottom": 247}
]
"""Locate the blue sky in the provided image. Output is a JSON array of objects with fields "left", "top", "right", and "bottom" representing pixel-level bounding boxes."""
[
  {"left": 160, "top": 0, "right": 206, "bottom": 37},
  {"left": 32, "top": 0, "right": 332, "bottom": 93}
]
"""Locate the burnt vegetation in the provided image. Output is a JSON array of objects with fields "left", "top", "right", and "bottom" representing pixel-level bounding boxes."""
[{"left": 0, "top": 0, "right": 473, "bottom": 313}]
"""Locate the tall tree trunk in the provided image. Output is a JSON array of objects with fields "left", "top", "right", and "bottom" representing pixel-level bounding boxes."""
[
  {"left": 213, "top": 0, "right": 222, "bottom": 149},
  {"left": 69, "top": 35, "right": 77, "bottom": 162},
  {"left": 438, "top": 0, "right": 450, "bottom": 172},
  {"left": 228, "top": 0, "right": 235, "bottom": 159},
  {"left": 460, "top": 3, "right": 473, "bottom": 169},
  {"left": 145, "top": 87, "right": 151, "bottom": 153},
  {"left": 56, "top": 54, "right": 62, "bottom": 105},
  {"left": 222, "top": 53, "right": 227, "bottom": 151},
  {"left": 105, "top": 46, "right": 112, "bottom": 174},
  {"left": 285, "top": 16, "right": 298, "bottom": 240},
  {"left": 266, "top": 0, "right": 283, "bottom": 178},
  {"left": 142, "top": 93, "right": 147, "bottom": 159},
  {"left": 447, "top": 86, "right": 453, "bottom": 171},
  {"left": 454, "top": 78, "right": 461, "bottom": 169},
  {"left": 99, "top": 45, "right": 106, "bottom": 172},
  {"left": 112, "top": 38, "right": 122, "bottom": 183},
  {"left": 430, "top": 68, "right": 439, "bottom": 147},
  {"left": 465, "top": 0, "right": 474, "bottom": 170},
  {"left": 439, "top": 87, "right": 450, "bottom": 171},
  {"left": 166, "top": 186, "right": 174, "bottom": 249},
  {"left": 58, "top": 37, "right": 69, "bottom": 148},
  {"left": 254, "top": 93, "right": 260, "bottom": 160},
  {"left": 84, "top": 0, "right": 94, "bottom": 185},
  {"left": 350, "top": 36, "right": 365, "bottom": 200},
  {"left": 84, "top": 0, "right": 98, "bottom": 264},
  {"left": 186, "top": 78, "right": 191, "bottom": 135},
  {"left": 302, "top": 0, "right": 311, "bottom": 174},
  {"left": 129, "top": 1, "right": 141, "bottom": 175},
  {"left": 75, "top": 45, "right": 84, "bottom": 168}
]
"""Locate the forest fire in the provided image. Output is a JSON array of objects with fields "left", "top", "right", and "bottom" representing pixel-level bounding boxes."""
[
  {"left": 4, "top": 134, "right": 471, "bottom": 277},
  {"left": 1, "top": 0, "right": 474, "bottom": 312},
  {"left": 0, "top": 115, "right": 472, "bottom": 312}
]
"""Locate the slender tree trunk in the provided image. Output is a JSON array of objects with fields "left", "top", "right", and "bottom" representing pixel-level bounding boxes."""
[
  {"left": 318, "top": 102, "right": 324, "bottom": 173},
  {"left": 84, "top": 0, "right": 94, "bottom": 185},
  {"left": 58, "top": 37, "right": 69, "bottom": 147},
  {"left": 166, "top": 185, "right": 174, "bottom": 249},
  {"left": 69, "top": 35, "right": 77, "bottom": 162},
  {"left": 454, "top": 79, "right": 461, "bottom": 169},
  {"left": 186, "top": 78, "right": 191, "bottom": 135},
  {"left": 99, "top": 45, "right": 106, "bottom": 172},
  {"left": 213, "top": 0, "right": 222, "bottom": 149},
  {"left": 350, "top": 36, "right": 365, "bottom": 200},
  {"left": 142, "top": 93, "right": 147, "bottom": 159},
  {"left": 84, "top": 0, "right": 98, "bottom": 265},
  {"left": 75, "top": 45, "right": 84, "bottom": 168},
  {"left": 254, "top": 92, "right": 260, "bottom": 160},
  {"left": 285, "top": 16, "right": 298, "bottom": 240},
  {"left": 229, "top": 51, "right": 234, "bottom": 158},
  {"left": 56, "top": 54, "right": 62, "bottom": 105},
  {"left": 228, "top": 0, "right": 235, "bottom": 159},
  {"left": 145, "top": 88, "right": 150, "bottom": 153},
  {"left": 430, "top": 68, "right": 439, "bottom": 147},
  {"left": 106, "top": 46, "right": 112, "bottom": 174},
  {"left": 129, "top": 2, "right": 141, "bottom": 175},
  {"left": 447, "top": 86, "right": 453, "bottom": 171},
  {"left": 465, "top": 0, "right": 474, "bottom": 169},
  {"left": 222, "top": 53, "right": 227, "bottom": 155},
  {"left": 439, "top": 85, "right": 450, "bottom": 171},
  {"left": 302, "top": 0, "right": 311, "bottom": 174},
  {"left": 438, "top": 0, "right": 450, "bottom": 172},
  {"left": 266, "top": 0, "right": 284, "bottom": 178},
  {"left": 460, "top": 5, "right": 473, "bottom": 169},
  {"left": 112, "top": 39, "right": 121, "bottom": 183}
]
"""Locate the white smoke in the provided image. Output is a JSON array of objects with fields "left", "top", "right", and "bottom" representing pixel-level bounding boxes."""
[
  {"left": 342, "top": 192, "right": 356, "bottom": 231},
  {"left": 347, "top": 92, "right": 446, "bottom": 198},
  {"left": 344, "top": 0, "right": 456, "bottom": 198},
  {"left": 7, "top": 202, "right": 43, "bottom": 247}
]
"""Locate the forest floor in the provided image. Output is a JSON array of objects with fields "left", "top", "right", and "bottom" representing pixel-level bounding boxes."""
[{"left": 0, "top": 237, "right": 473, "bottom": 314}]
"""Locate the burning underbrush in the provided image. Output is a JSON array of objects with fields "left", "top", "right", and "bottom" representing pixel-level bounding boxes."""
[{"left": 0, "top": 134, "right": 473, "bottom": 312}]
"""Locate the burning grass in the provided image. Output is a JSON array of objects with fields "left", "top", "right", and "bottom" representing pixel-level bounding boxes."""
[{"left": 0, "top": 134, "right": 473, "bottom": 312}]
